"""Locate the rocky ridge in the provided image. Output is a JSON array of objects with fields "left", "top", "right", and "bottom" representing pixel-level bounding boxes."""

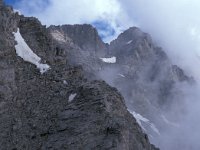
[{"left": 0, "top": 1, "right": 158, "bottom": 150}]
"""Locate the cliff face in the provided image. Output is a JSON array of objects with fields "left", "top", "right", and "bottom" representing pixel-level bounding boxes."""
[
  {"left": 0, "top": 1, "right": 158, "bottom": 150},
  {"left": 39, "top": 4, "right": 194, "bottom": 147},
  {"left": 50, "top": 24, "right": 107, "bottom": 52},
  {"left": 50, "top": 21, "right": 192, "bottom": 136},
  {"left": 48, "top": 24, "right": 108, "bottom": 76}
]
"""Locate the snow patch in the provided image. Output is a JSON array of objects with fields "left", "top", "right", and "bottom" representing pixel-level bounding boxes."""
[
  {"left": 63, "top": 80, "right": 68, "bottom": 85},
  {"left": 129, "top": 110, "right": 160, "bottom": 135},
  {"left": 13, "top": 28, "right": 50, "bottom": 74},
  {"left": 118, "top": 74, "right": 125, "bottom": 78},
  {"left": 126, "top": 40, "right": 133, "bottom": 44},
  {"left": 100, "top": 56, "right": 116, "bottom": 63},
  {"left": 68, "top": 93, "right": 77, "bottom": 102}
]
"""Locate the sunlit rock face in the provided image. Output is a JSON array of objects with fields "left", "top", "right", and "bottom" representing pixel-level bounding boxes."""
[{"left": 0, "top": 1, "right": 159, "bottom": 150}]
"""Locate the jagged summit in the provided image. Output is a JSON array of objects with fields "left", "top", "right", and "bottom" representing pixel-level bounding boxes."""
[
  {"left": 50, "top": 24, "right": 106, "bottom": 50},
  {"left": 109, "top": 27, "right": 156, "bottom": 59},
  {"left": 111, "top": 27, "right": 152, "bottom": 45}
]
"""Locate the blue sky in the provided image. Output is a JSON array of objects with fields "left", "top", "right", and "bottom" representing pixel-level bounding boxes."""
[
  {"left": 4, "top": 0, "right": 20, "bottom": 6},
  {"left": 5, "top": 0, "right": 50, "bottom": 14},
  {"left": 4, "top": 0, "right": 16, "bottom": 5},
  {"left": 5, "top": 0, "right": 49, "bottom": 6},
  {"left": 92, "top": 20, "right": 116, "bottom": 40}
]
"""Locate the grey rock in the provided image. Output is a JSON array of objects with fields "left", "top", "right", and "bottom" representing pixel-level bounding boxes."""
[
  {"left": 49, "top": 22, "right": 193, "bottom": 140},
  {"left": 0, "top": 1, "right": 158, "bottom": 150},
  {"left": 49, "top": 24, "right": 107, "bottom": 54}
]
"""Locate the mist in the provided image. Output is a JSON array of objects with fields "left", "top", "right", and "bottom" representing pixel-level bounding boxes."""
[
  {"left": 116, "top": 1, "right": 200, "bottom": 150},
  {"left": 13, "top": 0, "right": 133, "bottom": 42},
  {"left": 118, "top": 0, "right": 200, "bottom": 80},
  {"left": 98, "top": 62, "right": 200, "bottom": 150},
  {"left": 154, "top": 82, "right": 200, "bottom": 150},
  {"left": 97, "top": 0, "right": 200, "bottom": 147}
]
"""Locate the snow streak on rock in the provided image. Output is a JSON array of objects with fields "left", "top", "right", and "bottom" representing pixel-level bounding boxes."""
[
  {"left": 13, "top": 28, "right": 50, "bottom": 74},
  {"left": 68, "top": 93, "right": 77, "bottom": 102},
  {"left": 129, "top": 110, "right": 160, "bottom": 135},
  {"left": 126, "top": 40, "right": 133, "bottom": 44},
  {"left": 118, "top": 74, "right": 125, "bottom": 77},
  {"left": 100, "top": 56, "right": 116, "bottom": 63}
]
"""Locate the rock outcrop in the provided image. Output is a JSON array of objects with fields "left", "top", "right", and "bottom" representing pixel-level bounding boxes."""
[{"left": 0, "top": 1, "right": 158, "bottom": 150}]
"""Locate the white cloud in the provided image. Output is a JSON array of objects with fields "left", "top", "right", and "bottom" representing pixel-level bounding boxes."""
[
  {"left": 15, "top": 0, "right": 134, "bottom": 42},
  {"left": 15, "top": 0, "right": 48, "bottom": 14}
]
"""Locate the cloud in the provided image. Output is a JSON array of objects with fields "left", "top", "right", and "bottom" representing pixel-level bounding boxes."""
[
  {"left": 116, "top": 1, "right": 200, "bottom": 149},
  {"left": 14, "top": 0, "right": 49, "bottom": 14},
  {"left": 118, "top": 0, "right": 200, "bottom": 80},
  {"left": 14, "top": 0, "right": 134, "bottom": 42}
]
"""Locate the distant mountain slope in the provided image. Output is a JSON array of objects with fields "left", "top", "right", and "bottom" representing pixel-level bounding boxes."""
[{"left": 49, "top": 20, "right": 193, "bottom": 140}]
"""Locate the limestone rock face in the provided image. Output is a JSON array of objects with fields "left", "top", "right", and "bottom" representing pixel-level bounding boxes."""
[{"left": 0, "top": 1, "right": 158, "bottom": 150}]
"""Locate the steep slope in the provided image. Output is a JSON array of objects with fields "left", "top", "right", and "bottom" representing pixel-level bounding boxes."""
[
  {"left": 108, "top": 27, "right": 191, "bottom": 112},
  {"left": 49, "top": 20, "right": 193, "bottom": 140},
  {"left": 107, "top": 27, "right": 193, "bottom": 138},
  {"left": 49, "top": 24, "right": 107, "bottom": 53},
  {"left": 0, "top": 1, "right": 158, "bottom": 150},
  {"left": 48, "top": 24, "right": 109, "bottom": 77}
]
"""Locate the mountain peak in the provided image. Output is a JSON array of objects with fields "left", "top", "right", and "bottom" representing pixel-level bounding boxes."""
[
  {"left": 113, "top": 26, "right": 152, "bottom": 44},
  {"left": 48, "top": 24, "right": 107, "bottom": 56}
]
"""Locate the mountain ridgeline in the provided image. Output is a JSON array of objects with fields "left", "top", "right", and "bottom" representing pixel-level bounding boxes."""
[
  {"left": 0, "top": 0, "right": 192, "bottom": 149},
  {"left": 48, "top": 23, "right": 192, "bottom": 137}
]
